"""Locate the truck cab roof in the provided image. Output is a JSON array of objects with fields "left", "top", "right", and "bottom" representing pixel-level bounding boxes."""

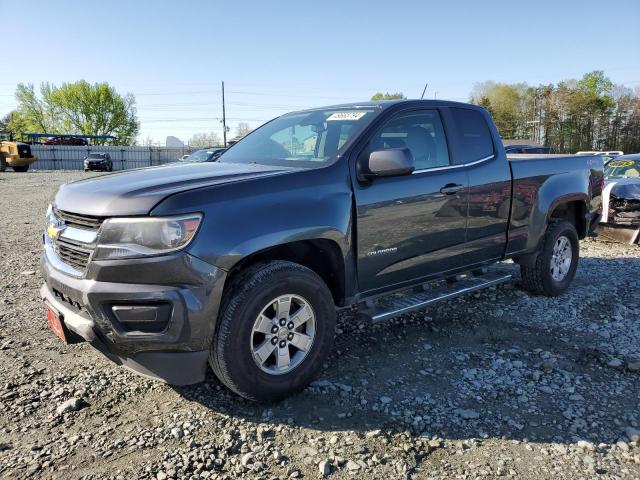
[{"left": 292, "top": 99, "right": 484, "bottom": 114}]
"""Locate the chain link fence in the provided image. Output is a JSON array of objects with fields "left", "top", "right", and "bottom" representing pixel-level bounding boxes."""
[{"left": 30, "top": 145, "right": 196, "bottom": 171}]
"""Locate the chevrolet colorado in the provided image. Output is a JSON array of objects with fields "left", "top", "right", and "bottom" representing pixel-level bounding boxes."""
[{"left": 40, "top": 100, "right": 603, "bottom": 402}]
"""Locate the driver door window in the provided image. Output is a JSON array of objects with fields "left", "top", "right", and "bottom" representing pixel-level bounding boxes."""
[{"left": 370, "top": 110, "right": 450, "bottom": 170}]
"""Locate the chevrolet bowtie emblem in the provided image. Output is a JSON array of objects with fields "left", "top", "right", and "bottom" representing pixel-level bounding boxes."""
[{"left": 47, "top": 223, "right": 65, "bottom": 240}]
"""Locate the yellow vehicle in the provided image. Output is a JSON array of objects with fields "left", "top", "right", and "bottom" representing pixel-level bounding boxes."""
[{"left": 0, "top": 132, "right": 38, "bottom": 172}]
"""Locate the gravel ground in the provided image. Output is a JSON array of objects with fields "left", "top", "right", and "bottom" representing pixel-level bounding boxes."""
[{"left": 1, "top": 170, "right": 639, "bottom": 480}]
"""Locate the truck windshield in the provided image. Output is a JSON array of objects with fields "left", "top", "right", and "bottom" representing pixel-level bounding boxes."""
[{"left": 219, "top": 108, "right": 379, "bottom": 168}]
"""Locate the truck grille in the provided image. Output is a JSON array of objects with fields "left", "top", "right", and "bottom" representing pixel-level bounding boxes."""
[
  {"left": 55, "top": 239, "right": 93, "bottom": 271},
  {"left": 54, "top": 208, "right": 104, "bottom": 230},
  {"left": 51, "top": 209, "right": 104, "bottom": 273}
]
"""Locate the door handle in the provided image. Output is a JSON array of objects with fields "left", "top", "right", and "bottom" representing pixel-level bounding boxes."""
[{"left": 439, "top": 183, "right": 464, "bottom": 195}]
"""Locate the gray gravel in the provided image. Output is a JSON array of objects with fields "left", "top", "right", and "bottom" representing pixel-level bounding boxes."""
[{"left": 1, "top": 170, "right": 639, "bottom": 479}]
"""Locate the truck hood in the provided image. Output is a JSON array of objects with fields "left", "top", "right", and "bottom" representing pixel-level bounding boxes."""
[{"left": 54, "top": 162, "right": 297, "bottom": 216}]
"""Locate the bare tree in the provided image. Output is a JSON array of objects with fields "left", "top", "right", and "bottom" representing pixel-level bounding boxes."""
[
  {"left": 235, "top": 122, "right": 252, "bottom": 138},
  {"left": 188, "top": 131, "right": 222, "bottom": 147}
]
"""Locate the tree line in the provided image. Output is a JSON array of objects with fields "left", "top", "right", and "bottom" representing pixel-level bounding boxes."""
[
  {"left": 2, "top": 81, "right": 139, "bottom": 145},
  {"left": 3, "top": 74, "right": 638, "bottom": 151},
  {"left": 470, "top": 71, "right": 640, "bottom": 154}
]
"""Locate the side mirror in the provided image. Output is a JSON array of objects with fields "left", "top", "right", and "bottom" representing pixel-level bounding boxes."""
[{"left": 362, "top": 148, "right": 415, "bottom": 180}]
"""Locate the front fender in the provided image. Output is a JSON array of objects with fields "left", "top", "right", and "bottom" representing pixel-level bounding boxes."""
[{"left": 150, "top": 163, "right": 353, "bottom": 271}]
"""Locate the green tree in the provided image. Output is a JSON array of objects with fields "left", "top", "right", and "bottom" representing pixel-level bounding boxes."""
[
  {"left": 471, "top": 81, "right": 530, "bottom": 139},
  {"left": 370, "top": 92, "right": 405, "bottom": 101},
  {"left": 470, "top": 71, "right": 640, "bottom": 153},
  {"left": 11, "top": 81, "right": 139, "bottom": 145}
]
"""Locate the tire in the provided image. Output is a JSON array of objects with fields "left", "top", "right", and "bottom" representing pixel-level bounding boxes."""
[
  {"left": 520, "top": 220, "right": 579, "bottom": 297},
  {"left": 12, "top": 165, "right": 29, "bottom": 172},
  {"left": 210, "top": 260, "right": 336, "bottom": 402},
  {"left": 0, "top": 154, "right": 6, "bottom": 172}
]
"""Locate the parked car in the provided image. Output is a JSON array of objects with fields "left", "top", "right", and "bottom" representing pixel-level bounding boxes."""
[
  {"left": 504, "top": 144, "right": 555, "bottom": 154},
  {"left": 44, "top": 136, "right": 88, "bottom": 146},
  {"left": 83, "top": 153, "right": 112, "bottom": 172},
  {"left": 601, "top": 154, "right": 640, "bottom": 227},
  {"left": 180, "top": 148, "right": 226, "bottom": 162},
  {"left": 41, "top": 100, "right": 603, "bottom": 402}
]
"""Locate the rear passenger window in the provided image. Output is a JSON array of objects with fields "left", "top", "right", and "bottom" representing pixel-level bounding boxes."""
[{"left": 450, "top": 108, "right": 494, "bottom": 162}]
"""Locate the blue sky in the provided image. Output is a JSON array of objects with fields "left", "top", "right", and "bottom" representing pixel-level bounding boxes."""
[{"left": 1, "top": 0, "right": 639, "bottom": 144}]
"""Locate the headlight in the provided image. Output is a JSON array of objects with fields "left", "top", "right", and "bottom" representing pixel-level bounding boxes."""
[{"left": 93, "top": 214, "right": 202, "bottom": 260}]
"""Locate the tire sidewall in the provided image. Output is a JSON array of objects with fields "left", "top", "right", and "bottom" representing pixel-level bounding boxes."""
[
  {"left": 541, "top": 222, "right": 579, "bottom": 296},
  {"left": 215, "top": 263, "right": 335, "bottom": 401}
]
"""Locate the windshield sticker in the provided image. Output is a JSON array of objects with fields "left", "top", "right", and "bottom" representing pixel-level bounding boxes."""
[
  {"left": 326, "top": 111, "right": 368, "bottom": 121},
  {"left": 608, "top": 160, "right": 635, "bottom": 167}
]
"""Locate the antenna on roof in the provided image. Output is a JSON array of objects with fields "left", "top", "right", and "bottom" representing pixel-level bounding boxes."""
[{"left": 420, "top": 83, "right": 428, "bottom": 99}]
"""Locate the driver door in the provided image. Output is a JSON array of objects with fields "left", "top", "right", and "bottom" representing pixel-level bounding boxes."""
[{"left": 352, "top": 108, "right": 468, "bottom": 293}]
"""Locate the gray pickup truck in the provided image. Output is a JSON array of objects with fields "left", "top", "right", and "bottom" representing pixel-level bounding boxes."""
[{"left": 41, "top": 100, "right": 603, "bottom": 402}]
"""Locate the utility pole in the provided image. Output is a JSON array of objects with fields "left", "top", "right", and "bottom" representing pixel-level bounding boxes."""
[
  {"left": 420, "top": 83, "right": 428, "bottom": 99},
  {"left": 222, "top": 81, "right": 227, "bottom": 148}
]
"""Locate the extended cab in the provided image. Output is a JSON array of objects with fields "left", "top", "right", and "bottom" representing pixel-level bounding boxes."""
[{"left": 40, "top": 100, "right": 603, "bottom": 401}]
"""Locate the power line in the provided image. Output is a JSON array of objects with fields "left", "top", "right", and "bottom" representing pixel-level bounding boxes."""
[{"left": 139, "top": 117, "right": 272, "bottom": 123}]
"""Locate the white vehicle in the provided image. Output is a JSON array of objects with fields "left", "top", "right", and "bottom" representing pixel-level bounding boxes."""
[{"left": 600, "top": 154, "right": 640, "bottom": 230}]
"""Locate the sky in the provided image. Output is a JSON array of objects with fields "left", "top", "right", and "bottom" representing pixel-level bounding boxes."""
[{"left": 1, "top": 0, "right": 639, "bottom": 145}]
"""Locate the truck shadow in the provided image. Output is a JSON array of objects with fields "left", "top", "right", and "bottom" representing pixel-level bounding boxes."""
[{"left": 174, "top": 255, "right": 640, "bottom": 447}]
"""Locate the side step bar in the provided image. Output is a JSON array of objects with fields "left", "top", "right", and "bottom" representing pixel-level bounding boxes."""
[{"left": 360, "top": 269, "right": 513, "bottom": 323}]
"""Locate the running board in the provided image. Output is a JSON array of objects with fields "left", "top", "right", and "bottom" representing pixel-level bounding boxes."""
[{"left": 360, "top": 270, "right": 513, "bottom": 323}]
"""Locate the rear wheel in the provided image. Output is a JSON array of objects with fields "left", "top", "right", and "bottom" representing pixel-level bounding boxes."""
[
  {"left": 520, "top": 220, "right": 579, "bottom": 296},
  {"left": 0, "top": 154, "right": 7, "bottom": 172},
  {"left": 210, "top": 261, "right": 335, "bottom": 402},
  {"left": 12, "top": 165, "right": 29, "bottom": 172}
]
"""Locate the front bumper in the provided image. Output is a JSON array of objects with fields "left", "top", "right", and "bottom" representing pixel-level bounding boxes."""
[
  {"left": 84, "top": 162, "right": 111, "bottom": 171},
  {"left": 40, "top": 251, "right": 227, "bottom": 385}
]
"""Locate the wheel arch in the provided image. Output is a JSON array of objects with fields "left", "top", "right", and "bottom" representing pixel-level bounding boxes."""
[
  {"left": 224, "top": 238, "right": 347, "bottom": 306},
  {"left": 546, "top": 195, "right": 589, "bottom": 239}
]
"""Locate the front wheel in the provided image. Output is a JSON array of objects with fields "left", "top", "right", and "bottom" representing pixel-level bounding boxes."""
[
  {"left": 0, "top": 154, "right": 6, "bottom": 172},
  {"left": 210, "top": 261, "right": 336, "bottom": 402},
  {"left": 12, "top": 165, "right": 29, "bottom": 172},
  {"left": 520, "top": 220, "right": 579, "bottom": 296}
]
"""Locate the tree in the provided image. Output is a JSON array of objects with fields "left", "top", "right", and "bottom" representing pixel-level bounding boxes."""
[
  {"left": 0, "top": 111, "right": 12, "bottom": 131},
  {"left": 10, "top": 81, "right": 139, "bottom": 145},
  {"left": 469, "top": 71, "right": 640, "bottom": 153},
  {"left": 471, "top": 82, "right": 529, "bottom": 139},
  {"left": 371, "top": 92, "right": 406, "bottom": 101},
  {"left": 2, "top": 110, "right": 30, "bottom": 140},
  {"left": 188, "top": 131, "right": 221, "bottom": 147},
  {"left": 235, "top": 122, "right": 252, "bottom": 137}
]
